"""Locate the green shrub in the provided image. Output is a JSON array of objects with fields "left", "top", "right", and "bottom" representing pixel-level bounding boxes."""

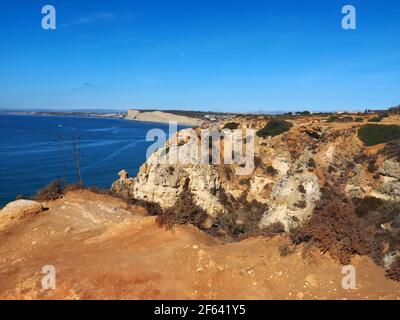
[
  {"left": 256, "top": 119, "right": 293, "bottom": 138},
  {"left": 326, "top": 116, "right": 338, "bottom": 123},
  {"left": 355, "top": 117, "right": 364, "bottom": 122},
  {"left": 223, "top": 122, "right": 240, "bottom": 130},
  {"left": 368, "top": 114, "right": 389, "bottom": 123},
  {"left": 368, "top": 116, "right": 383, "bottom": 123},
  {"left": 358, "top": 124, "right": 400, "bottom": 146},
  {"left": 326, "top": 116, "right": 353, "bottom": 123}
]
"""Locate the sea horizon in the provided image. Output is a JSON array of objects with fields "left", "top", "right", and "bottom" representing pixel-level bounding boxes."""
[{"left": 0, "top": 114, "right": 181, "bottom": 207}]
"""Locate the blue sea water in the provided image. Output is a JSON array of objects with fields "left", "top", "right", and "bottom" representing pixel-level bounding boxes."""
[{"left": 0, "top": 114, "right": 180, "bottom": 207}]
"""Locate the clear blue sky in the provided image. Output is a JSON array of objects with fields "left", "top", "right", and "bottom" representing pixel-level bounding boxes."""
[{"left": 0, "top": 0, "right": 399, "bottom": 112}]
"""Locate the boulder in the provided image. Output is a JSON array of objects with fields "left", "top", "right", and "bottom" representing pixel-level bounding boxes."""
[
  {"left": 1, "top": 200, "right": 43, "bottom": 220},
  {"left": 380, "top": 159, "right": 400, "bottom": 179}
]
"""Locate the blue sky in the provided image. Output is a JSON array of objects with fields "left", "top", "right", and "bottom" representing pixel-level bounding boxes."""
[{"left": 0, "top": 0, "right": 399, "bottom": 112}]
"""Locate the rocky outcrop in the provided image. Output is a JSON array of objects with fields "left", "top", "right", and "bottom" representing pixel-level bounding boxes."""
[
  {"left": 380, "top": 159, "right": 400, "bottom": 179},
  {"left": 112, "top": 115, "right": 400, "bottom": 232},
  {"left": 1, "top": 200, "right": 43, "bottom": 219},
  {"left": 378, "top": 159, "right": 400, "bottom": 198},
  {"left": 0, "top": 200, "right": 43, "bottom": 230}
]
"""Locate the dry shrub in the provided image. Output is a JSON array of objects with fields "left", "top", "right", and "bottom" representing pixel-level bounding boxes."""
[
  {"left": 33, "top": 180, "right": 64, "bottom": 201},
  {"left": 383, "top": 139, "right": 400, "bottom": 161},
  {"left": 293, "top": 198, "right": 375, "bottom": 264},
  {"left": 212, "top": 189, "right": 271, "bottom": 240},
  {"left": 279, "top": 243, "right": 292, "bottom": 257},
  {"left": 86, "top": 186, "right": 110, "bottom": 195},
  {"left": 132, "top": 199, "right": 162, "bottom": 216},
  {"left": 297, "top": 184, "right": 306, "bottom": 194},
  {"left": 214, "top": 211, "right": 243, "bottom": 239},
  {"left": 259, "top": 222, "right": 285, "bottom": 237},
  {"left": 307, "top": 158, "right": 316, "bottom": 169},
  {"left": 265, "top": 165, "right": 278, "bottom": 176},
  {"left": 386, "top": 257, "right": 400, "bottom": 282},
  {"left": 156, "top": 191, "right": 208, "bottom": 229},
  {"left": 63, "top": 183, "right": 83, "bottom": 193},
  {"left": 354, "top": 196, "right": 384, "bottom": 218}
]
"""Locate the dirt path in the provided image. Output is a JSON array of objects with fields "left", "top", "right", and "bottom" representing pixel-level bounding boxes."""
[{"left": 0, "top": 190, "right": 399, "bottom": 300}]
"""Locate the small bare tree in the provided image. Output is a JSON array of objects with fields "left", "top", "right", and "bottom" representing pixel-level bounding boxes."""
[
  {"left": 55, "top": 132, "right": 67, "bottom": 183},
  {"left": 71, "top": 133, "right": 83, "bottom": 186}
]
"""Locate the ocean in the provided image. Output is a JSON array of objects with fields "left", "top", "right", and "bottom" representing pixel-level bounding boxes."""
[{"left": 0, "top": 114, "right": 180, "bottom": 207}]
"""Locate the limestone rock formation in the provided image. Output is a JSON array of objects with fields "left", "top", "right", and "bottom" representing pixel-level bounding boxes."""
[
  {"left": 1, "top": 199, "right": 43, "bottom": 219},
  {"left": 0, "top": 200, "right": 43, "bottom": 230},
  {"left": 112, "top": 115, "right": 400, "bottom": 232},
  {"left": 126, "top": 109, "right": 203, "bottom": 126}
]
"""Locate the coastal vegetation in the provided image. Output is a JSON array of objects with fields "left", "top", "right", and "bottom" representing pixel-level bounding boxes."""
[
  {"left": 358, "top": 124, "right": 400, "bottom": 146},
  {"left": 256, "top": 119, "right": 293, "bottom": 137}
]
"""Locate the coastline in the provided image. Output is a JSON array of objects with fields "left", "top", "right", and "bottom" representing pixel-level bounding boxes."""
[{"left": 125, "top": 109, "right": 204, "bottom": 127}]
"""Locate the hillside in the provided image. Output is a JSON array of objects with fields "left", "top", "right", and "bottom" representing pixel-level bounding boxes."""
[
  {"left": 113, "top": 112, "right": 400, "bottom": 280},
  {"left": 1, "top": 112, "right": 400, "bottom": 299},
  {"left": 1, "top": 190, "right": 399, "bottom": 299}
]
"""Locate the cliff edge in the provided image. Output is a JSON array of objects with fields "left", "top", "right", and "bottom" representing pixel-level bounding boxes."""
[{"left": 126, "top": 109, "right": 204, "bottom": 126}]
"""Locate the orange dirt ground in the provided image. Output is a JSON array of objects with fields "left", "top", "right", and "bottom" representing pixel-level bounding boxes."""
[{"left": 0, "top": 190, "right": 399, "bottom": 300}]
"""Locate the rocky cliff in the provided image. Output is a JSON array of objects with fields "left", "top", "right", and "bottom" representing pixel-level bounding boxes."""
[
  {"left": 126, "top": 109, "right": 204, "bottom": 126},
  {"left": 113, "top": 115, "right": 400, "bottom": 232}
]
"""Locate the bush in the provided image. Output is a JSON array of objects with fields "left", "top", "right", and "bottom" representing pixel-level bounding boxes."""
[
  {"left": 294, "top": 200, "right": 307, "bottom": 209},
  {"left": 214, "top": 211, "right": 244, "bottom": 238},
  {"left": 266, "top": 165, "right": 278, "bottom": 176},
  {"left": 326, "top": 116, "right": 353, "bottom": 123},
  {"left": 355, "top": 117, "right": 364, "bottom": 122},
  {"left": 87, "top": 186, "right": 110, "bottom": 195},
  {"left": 33, "top": 180, "right": 64, "bottom": 202},
  {"left": 354, "top": 196, "right": 383, "bottom": 217},
  {"left": 63, "top": 183, "right": 83, "bottom": 193},
  {"left": 297, "top": 184, "right": 306, "bottom": 194},
  {"left": 156, "top": 191, "right": 208, "bottom": 229},
  {"left": 292, "top": 198, "right": 374, "bottom": 264},
  {"left": 223, "top": 122, "right": 240, "bottom": 130},
  {"left": 358, "top": 124, "right": 400, "bottom": 146},
  {"left": 383, "top": 140, "right": 400, "bottom": 161},
  {"left": 386, "top": 257, "right": 400, "bottom": 281},
  {"left": 256, "top": 119, "right": 293, "bottom": 138},
  {"left": 367, "top": 160, "right": 378, "bottom": 173},
  {"left": 296, "top": 111, "right": 311, "bottom": 115},
  {"left": 214, "top": 190, "right": 271, "bottom": 240},
  {"left": 132, "top": 199, "right": 162, "bottom": 216},
  {"left": 279, "top": 244, "right": 292, "bottom": 257},
  {"left": 307, "top": 158, "right": 316, "bottom": 169},
  {"left": 239, "top": 178, "right": 251, "bottom": 186},
  {"left": 368, "top": 116, "right": 383, "bottom": 123},
  {"left": 368, "top": 114, "right": 389, "bottom": 123},
  {"left": 259, "top": 222, "right": 285, "bottom": 237}
]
